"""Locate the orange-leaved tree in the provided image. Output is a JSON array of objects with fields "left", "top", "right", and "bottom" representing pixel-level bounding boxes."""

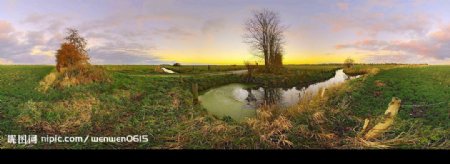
[{"left": 56, "top": 28, "right": 90, "bottom": 72}]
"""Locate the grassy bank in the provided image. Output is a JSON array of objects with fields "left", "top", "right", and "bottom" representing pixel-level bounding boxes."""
[
  {"left": 285, "top": 65, "right": 449, "bottom": 148},
  {"left": 252, "top": 65, "right": 340, "bottom": 88}
]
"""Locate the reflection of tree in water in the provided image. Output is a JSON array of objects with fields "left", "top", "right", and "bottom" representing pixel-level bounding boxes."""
[
  {"left": 263, "top": 87, "right": 282, "bottom": 105},
  {"left": 244, "top": 87, "right": 282, "bottom": 107},
  {"left": 245, "top": 88, "right": 257, "bottom": 102}
]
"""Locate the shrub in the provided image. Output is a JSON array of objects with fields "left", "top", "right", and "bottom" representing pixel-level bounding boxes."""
[
  {"left": 49, "top": 28, "right": 110, "bottom": 89},
  {"left": 344, "top": 57, "right": 355, "bottom": 68},
  {"left": 56, "top": 28, "right": 89, "bottom": 72},
  {"left": 56, "top": 43, "right": 89, "bottom": 72}
]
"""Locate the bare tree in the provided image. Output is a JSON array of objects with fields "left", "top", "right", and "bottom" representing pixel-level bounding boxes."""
[
  {"left": 65, "top": 28, "right": 88, "bottom": 57},
  {"left": 244, "top": 9, "right": 285, "bottom": 72}
]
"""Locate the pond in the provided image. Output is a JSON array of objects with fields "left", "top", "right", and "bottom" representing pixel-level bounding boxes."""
[{"left": 198, "top": 69, "right": 360, "bottom": 121}]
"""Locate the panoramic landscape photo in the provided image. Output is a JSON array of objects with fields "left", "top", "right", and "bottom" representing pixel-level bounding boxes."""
[{"left": 0, "top": 0, "right": 449, "bottom": 149}]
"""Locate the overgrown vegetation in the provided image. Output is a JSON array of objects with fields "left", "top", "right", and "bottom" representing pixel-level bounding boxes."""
[{"left": 45, "top": 28, "right": 110, "bottom": 92}]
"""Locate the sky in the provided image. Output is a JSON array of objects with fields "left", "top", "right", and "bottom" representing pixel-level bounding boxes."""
[{"left": 0, "top": 0, "right": 449, "bottom": 65}]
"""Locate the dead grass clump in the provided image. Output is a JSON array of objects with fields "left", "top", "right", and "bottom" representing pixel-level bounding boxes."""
[
  {"left": 37, "top": 72, "right": 59, "bottom": 92},
  {"left": 56, "top": 64, "right": 110, "bottom": 89},
  {"left": 37, "top": 64, "right": 111, "bottom": 91},
  {"left": 169, "top": 91, "right": 180, "bottom": 109},
  {"left": 112, "top": 89, "right": 131, "bottom": 100},
  {"left": 286, "top": 83, "right": 360, "bottom": 148},
  {"left": 312, "top": 111, "right": 326, "bottom": 125},
  {"left": 367, "top": 68, "right": 380, "bottom": 75},
  {"left": 131, "top": 92, "right": 145, "bottom": 102},
  {"left": 246, "top": 105, "right": 293, "bottom": 149},
  {"left": 16, "top": 96, "right": 99, "bottom": 134},
  {"left": 374, "top": 80, "right": 385, "bottom": 87},
  {"left": 165, "top": 117, "right": 244, "bottom": 149}
]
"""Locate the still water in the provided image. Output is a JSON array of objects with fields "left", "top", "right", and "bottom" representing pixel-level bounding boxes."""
[{"left": 198, "top": 69, "right": 360, "bottom": 121}]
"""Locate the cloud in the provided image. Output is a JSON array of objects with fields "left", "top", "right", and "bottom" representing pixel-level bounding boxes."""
[
  {"left": 201, "top": 18, "right": 226, "bottom": 34},
  {"left": 30, "top": 46, "right": 54, "bottom": 57},
  {"left": 367, "top": 0, "right": 396, "bottom": 8},
  {"left": 0, "top": 58, "right": 13, "bottom": 64},
  {"left": 364, "top": 53, "right": 423, "bottom": 64},
  {"left": 1, "top": 9, "right": 174, "bottom": 64},
  {"left": 0, "top": 19, "right": 64, "bottom": 64},
  {"left": 153, "top": 26, "right": 194, "bottom": 40},
  {"left": 429, "top": 24, "right": 450, "bottom": 42},
  {"left": 322, "top": 0, "right": 435, "bottom": 37},
  {"left": 326, "top": 12, "right": 432, "bottom": 36},
  {"left": 89, "top": 48, "right": 164, "bottom": 65},
  {"left": 21, "top": 13, "right": 47, "bottom": 24},
  {"left": 336, "top": 24, "right": 450, "bottom": 62},
  {"left": 336, "top": 2, "right": 349, "bottom": 11},
  {"left": 0, "top": 20, "right": 14, "bottom": 34},
  {"left": 335, "top": 39, "right": 388, "bottom": 50}
]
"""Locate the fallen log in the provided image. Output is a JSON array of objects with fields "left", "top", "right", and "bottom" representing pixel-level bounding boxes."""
[{"left": 364, "top": 97, "right": 402, "bottom": 140}]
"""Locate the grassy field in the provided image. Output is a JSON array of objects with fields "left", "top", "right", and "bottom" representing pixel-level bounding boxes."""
[
  {"left": 306, "top": 65, "right": 449, "bottom": 148},
  {"left": 345, "top": 66, "right": 449, "bottom": 148},
  {"left": 0, "top": 64, "right": 448, "bottom": 149},
  {"left": 347, "top": 66, "right": 449, "bottom": 125}
]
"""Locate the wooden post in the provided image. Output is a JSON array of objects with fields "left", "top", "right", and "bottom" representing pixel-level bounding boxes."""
[{"left": 192, "top": 83, "right": 199, "bottom": 105}]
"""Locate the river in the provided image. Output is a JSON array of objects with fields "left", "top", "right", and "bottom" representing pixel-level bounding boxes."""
[{"left": 198, "top": 69, "right": 360, "bottom": 121}]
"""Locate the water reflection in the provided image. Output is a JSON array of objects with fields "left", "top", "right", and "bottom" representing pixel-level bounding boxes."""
[
  {"left": 241, "top": 69, "right": 360, "bottom": 108},
  {"left": 199, "top": 69, "right": 360, "bottom": 120}
]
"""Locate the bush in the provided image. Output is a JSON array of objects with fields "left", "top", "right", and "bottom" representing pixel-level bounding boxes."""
[
  {"left": 173, "top": 63, "right": 181, "bottom": 66},
  {"left": 56, "top": 43, "right": 89, "bottom": 72}
]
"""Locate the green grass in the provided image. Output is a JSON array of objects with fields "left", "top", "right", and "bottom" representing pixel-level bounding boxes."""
[
  {"left": 347, "top": 66, "right": 449, "bottom": 127},
  {"left": 0, "top": 65, "right": 200, "bottom": 148},
  {"left": 321, "top": 65, "right": 449, "bottom": 148},
  {"left": 0, "top": 65, "right": 54, "bottom": 134},
  {"left": 103, "top": 65, "right": 164, "bottom": 75},
  {"left": 1, "top": 64, "right": 447, "bottom": 149},
  {"left": 0, "top": 64, "right": 340, "bottom": 148}
]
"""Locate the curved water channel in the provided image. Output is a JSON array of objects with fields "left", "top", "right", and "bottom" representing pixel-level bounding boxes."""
[{"left": 198, "top": 69, "right": 361, "bottom": 121}]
